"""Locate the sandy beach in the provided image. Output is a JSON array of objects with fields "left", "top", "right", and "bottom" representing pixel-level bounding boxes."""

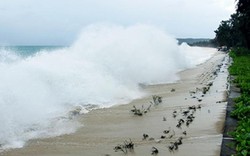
[{"left": 2, "top": 50, "right": 229, "bottom": 156}]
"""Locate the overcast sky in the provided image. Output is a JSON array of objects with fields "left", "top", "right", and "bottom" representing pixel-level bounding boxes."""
[{"left": 0, "top": 0, "right": 235, "bottom": 45}]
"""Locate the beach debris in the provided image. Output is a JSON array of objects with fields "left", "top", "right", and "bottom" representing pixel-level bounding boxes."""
[
  {"left": 186, "top": 121, "right": 191, "bottom": 127},
  {"left": 163, "top": 130, "right": 170, "bottom": 134},
  {"left": 168, "top": 143, "right": 174, "bottom": 152},
  {"left": 169, "top": 130, "right": 175, "bottom": 139},
  {"left": 190, "top": 85, "right": 211, "bottom": 96},
  {"left": 143, "top": 133, "right": 149, "bottom": 140},
  {"left": 160, "top": 135, "right": 166, "bottom": 139},
  {"left": 131, "top": 104, "right": 152, "bottom": 116},
  {"left": 131, "top": 106, "right": 143, "bottom": 116},
  {"left": 152, "top": 95, "right": 162, "bottom": 105},
  {"left": 188, "top": 105, "right": 196, "bottom": 111},
  {"left": 176, "top": 137, "right": 183, "bottom": 145},
  {"left": 131, "top": 105, "right": 143, "bottom": 116},
  {"left": 176, "top": 122, "right": 182, "bottom": 129},
  {"left": 182, "top": 110, "right": 190, "bottom": 116},
  {"left": 202, "top": 86, "right": 210, "bottom": 94},
  {"left": 114, "top": 139, "right": 134, "bottom": 154},
  {"left": 124, "top": 139, "right": 134, "bottom": 150},
  {"left": 182, "top": 131, "right": 187, "bottom": 135},
  {"left": 197, "top": 104, "right": 201, "bottom": 109},
  {"left": 176, "top": 118, "right": 185, "bottom": 129},
  {"left": 188, "top": 114, "right": 193, "bottom": 119},
  {"left": 168, "top": 137, "right": 183, "bottom": 152},
  {"left": 189, "top": 90, "right": 196, "bottom": 96},
  {"left": 173, "top": 142, "right": 179, "bottom": 150},
  {"left": 186, "top": 115, "right": 195, "bottom": 127},
  {"left": 114, "top": 144, "right": 127, "bottom": 154},
  {"left": 172, "top": 110, "right": 178, "bottom": 118},
  {"left": 163, "top": 127, "right": 171, "bottom": 134},
  {"left": 178, "top": 119, "right": 185, "bottom": 124},
  {"left": 173, "top": 114, "right": 177, "bottom": 118},
  {"left": 163, "top": 116, "right": 167, "bottom": 121},
  {"left": 151, "top": 147, "right": 159, "bottom": 155},
  {"left": 206, "top": 81, "right": 213, "bottom": 87}
]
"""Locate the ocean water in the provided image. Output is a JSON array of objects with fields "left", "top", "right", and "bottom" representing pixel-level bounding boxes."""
[{"left": 0, "top": 24, "right": 215, "bottom": 151}]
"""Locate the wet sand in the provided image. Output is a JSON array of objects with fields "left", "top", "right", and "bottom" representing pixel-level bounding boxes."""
[{"left": 2, "top": 50, "right": 229, "bottom": 156}]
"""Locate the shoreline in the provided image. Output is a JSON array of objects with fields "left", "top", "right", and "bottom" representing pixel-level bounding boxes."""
[{"left": 2, "top": 50, "right": 229, "bottom": 156}]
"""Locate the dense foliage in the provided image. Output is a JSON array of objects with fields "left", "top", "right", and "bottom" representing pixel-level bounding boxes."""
[
  {"left": 214, "top": 1, "right": 250, "bottom": 155},
  {"left": 229, "top": 49, "right": 250, "bottom": 156},
  {"left": 214, "top": 0, "right": 250, "bottom": 50},
  {"left": 189, "top": 39, "right": 217, "bottom": 47}
]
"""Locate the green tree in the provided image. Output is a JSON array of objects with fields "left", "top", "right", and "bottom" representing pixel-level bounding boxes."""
[
  {"left": 214, "top": 14, "right": 242, "bottom": 47},
  {"left": 236, "top": 0, "right": 250, "bottom": 48},
  {"left": 214, "top": 1, "right": 250, "bottom": 50},
  {"left": 214, "top": 20, "right": 232, "bottom": 47}
]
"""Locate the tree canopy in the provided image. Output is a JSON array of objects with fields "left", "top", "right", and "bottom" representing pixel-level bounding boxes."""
[{"left": 214, "top": 0, "right": 250, "bottom": 49}]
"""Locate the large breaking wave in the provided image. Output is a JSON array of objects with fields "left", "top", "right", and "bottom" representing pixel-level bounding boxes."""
[{"left": 0, "top": 24, "right": 215, "bottom": 150}]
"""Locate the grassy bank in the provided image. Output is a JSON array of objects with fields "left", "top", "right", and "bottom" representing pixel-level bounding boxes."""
[{"left": 228, "top": 48, "right": 250, "bottom": 156}]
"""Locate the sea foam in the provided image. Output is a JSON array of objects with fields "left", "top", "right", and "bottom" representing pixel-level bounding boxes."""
[{"left": 0, "top": 24, "right": 215, "bottom": 150}]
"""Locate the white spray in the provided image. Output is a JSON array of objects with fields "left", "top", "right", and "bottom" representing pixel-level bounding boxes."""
[{"left": 0, "top": 24, "right": 215, "bottom": 150}]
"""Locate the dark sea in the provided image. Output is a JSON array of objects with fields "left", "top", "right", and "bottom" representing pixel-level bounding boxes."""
[{"left": 0, "top": 46, "right": 65, "bottom": 57}]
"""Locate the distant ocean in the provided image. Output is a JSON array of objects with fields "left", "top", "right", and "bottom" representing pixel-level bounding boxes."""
[
  {"left": 0, "top": 24, "right": 216, "bottom": 151},
  {"left": 0, "top": 46, "right": 64, "bottom": 57}
]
